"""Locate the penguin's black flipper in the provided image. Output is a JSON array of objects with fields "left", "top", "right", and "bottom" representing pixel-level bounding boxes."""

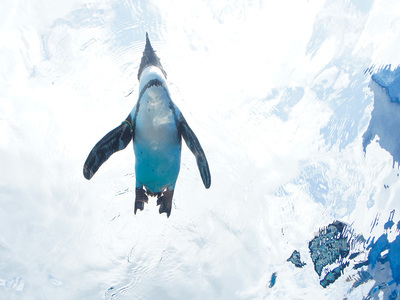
[
  {"left": 179, "top": 114, "right": 211, "bottom": 189},
  {"left": 83, "top": 117, "right": 134, "bottom": 180}
]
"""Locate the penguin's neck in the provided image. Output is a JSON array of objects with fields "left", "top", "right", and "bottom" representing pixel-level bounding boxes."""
[
  {"left": 135, "top": 65, "right": 177, "bottom": 148},
  {"left": 139, "top": 66, "right": 168, "bottom": 93},
  {"left": 137, "top": 65, "right": 172, "bottom": 125}
]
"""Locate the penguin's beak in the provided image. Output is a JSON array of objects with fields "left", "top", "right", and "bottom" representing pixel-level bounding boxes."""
[{"left": 137, "top": 32, "right": 167, "bottom": 80}]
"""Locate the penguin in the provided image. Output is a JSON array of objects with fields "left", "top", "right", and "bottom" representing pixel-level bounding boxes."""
[{"left": 83, "top": 32, "right": 211, "bottom": 217}]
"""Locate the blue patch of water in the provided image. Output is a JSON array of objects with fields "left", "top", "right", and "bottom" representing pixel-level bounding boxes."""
[
  {"left": 367, "top": 234, "right": 389, "bottom": 269},
  {"left": 296, "top": 164, "right": 328, "bottom": 206},
  {"left": 363, "top": 65, "right": 400, "bottom": 166},
  {"left": 272, "top": 87, "right": 305, "bottom": 122},
  {"left": 389, "top": 235, "right": 400, "bottom": 284},
  {"left": 371, "top": 65, "right": 400, "bottom": 103},
  {"left": 350, "top": 0, "right": 373, "bottom": 14},
  {"left": 384, "top": 210, "right": 396, "bottom": 230},
  {"left": 269, "top": 272, "right": 277, "bottom": 288},
  {"left": 317, "top": 60, "right": 369, "bottom": 150}
]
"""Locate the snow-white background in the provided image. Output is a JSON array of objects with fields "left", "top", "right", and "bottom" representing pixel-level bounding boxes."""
[{"left": 1, "top": 0, "right": 400, "bottom": 299}]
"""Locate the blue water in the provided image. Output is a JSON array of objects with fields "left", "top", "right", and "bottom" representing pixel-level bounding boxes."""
[
  {"left": 363, "top": 66, "right": 400, "bottom": 166},
  {"left": 269, "top": 272, "right": 277, "bottom": 288},
  {"left": 371, "top": 65, "right": 400, "bottom": 103}
]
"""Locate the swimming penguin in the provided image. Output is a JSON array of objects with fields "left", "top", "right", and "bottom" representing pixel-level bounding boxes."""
[{"left": 83, "top": 32, "right": 211, "bottom": 217}]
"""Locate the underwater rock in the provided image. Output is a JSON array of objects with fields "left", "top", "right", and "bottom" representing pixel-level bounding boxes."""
[
  {"left": 307, "top": 212, "right": 400, "bottom": 296},
  {"left": 287, "top": 250, "right": 306, "bottom": 268},
  {"left": 309, "top": 221, "right": 350, "bottom": 277},
  {"left": 320, "top": 262, "right": 349, "bottom": 288}
]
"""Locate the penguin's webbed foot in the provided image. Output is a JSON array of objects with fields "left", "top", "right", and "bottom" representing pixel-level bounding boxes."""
[
  {"left": 157, "top": 189, "right": 174, "bottom": 218},
  {"left": 135, "top": 187, "right": 148, "bottom": 214}
]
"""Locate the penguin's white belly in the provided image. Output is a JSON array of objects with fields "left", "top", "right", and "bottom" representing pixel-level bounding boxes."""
[{"left": 133, "top": 86, "right": 181, "bottom": 193}]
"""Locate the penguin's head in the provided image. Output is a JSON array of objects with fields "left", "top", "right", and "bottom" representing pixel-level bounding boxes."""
[{"left": 138, "top": 32, "right": 167, "bottom": 81}]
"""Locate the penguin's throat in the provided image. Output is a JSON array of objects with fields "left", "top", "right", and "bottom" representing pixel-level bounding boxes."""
[{"left": 135, "top": 84, "right": 179, "bottom": 149}]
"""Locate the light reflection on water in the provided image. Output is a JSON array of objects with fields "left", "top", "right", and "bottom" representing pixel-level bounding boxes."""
[{"left": 1, "top": 0, "right": 400, "bottom": 299}]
